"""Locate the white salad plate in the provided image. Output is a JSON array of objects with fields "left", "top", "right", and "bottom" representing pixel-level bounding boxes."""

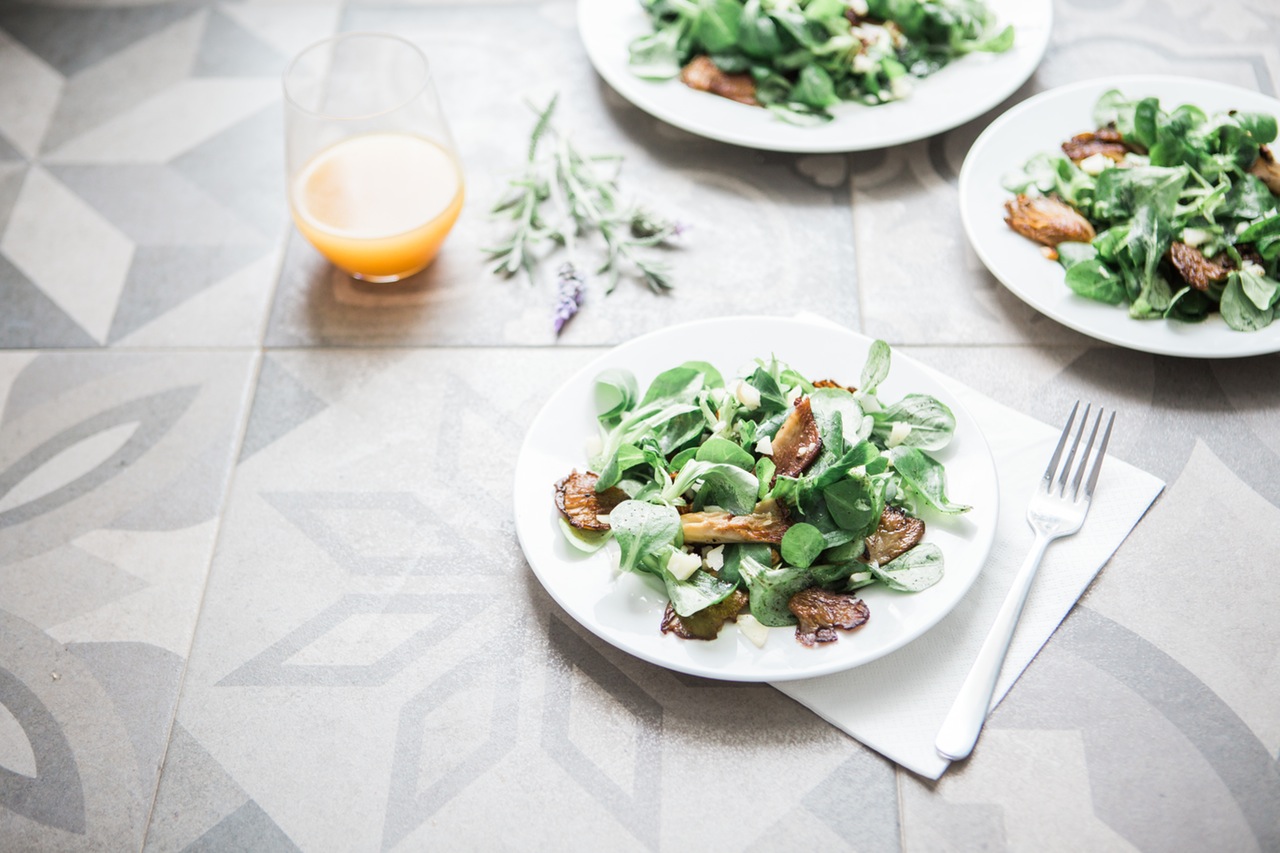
[
  {"left": 960, "top": 75, "right": 1280, "bottom": 358},
  {"left": 576, "top": 0, "right": 1052, "bottom": 153},
  {"left": 512, "top": 317, "right": 999, "bottom": 682}
]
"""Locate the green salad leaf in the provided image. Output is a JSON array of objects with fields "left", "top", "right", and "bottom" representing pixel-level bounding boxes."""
[
  {"left": 558, "top": 341, "right": 968, "bottom": 647},
  {"left": 1008, "top": 90, "right": 1280, "bottom": 332},
  {"left": 630, "top": 0, "right": 1013, "bottom": 121}
]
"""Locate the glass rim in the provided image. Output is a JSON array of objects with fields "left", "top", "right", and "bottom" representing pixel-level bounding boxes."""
[{"left": 282, "top": 31, "right": 433, "bottom": 122}]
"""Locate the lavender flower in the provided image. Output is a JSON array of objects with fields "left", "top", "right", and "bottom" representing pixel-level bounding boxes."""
[{"left": 553, "top": 262, "right": 586, "bottom": 336}]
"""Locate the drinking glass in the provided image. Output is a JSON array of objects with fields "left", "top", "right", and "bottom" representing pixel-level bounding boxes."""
[{"left": 283, "top": 33, "right": 464, "bottom": 282}]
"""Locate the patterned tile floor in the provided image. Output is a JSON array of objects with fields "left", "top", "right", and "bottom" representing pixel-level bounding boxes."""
[{"left": 1, "top": 0, "right": 1278, "bottom": 850}]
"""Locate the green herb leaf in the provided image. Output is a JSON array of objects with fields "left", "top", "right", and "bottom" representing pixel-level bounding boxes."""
[
  {"left": 859, "top": 339, "right": 891, "bottom": 392},
  {"left": 780, "top": 522, "right": 826, "bottom": 568},
  {"left": 889, "top": 447, "right": 971, "bottom": 514},
  {"left": 870, "top": 542, "right": 944, "bottom": 592},
  {"left": 611, "top": 500, "right": 683, "bottom": 574}
]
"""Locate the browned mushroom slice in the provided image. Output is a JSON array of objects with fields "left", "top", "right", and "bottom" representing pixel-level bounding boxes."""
[
  {"left": 788, "top": 588, "right": 870, "bottom": 647},
  {"left": 681, "top": 499, "right": 789, "bottom": 544},
  {"left": 554, "top": 470, "right": 627, "bottom": 532},
  {"left": 1248, "top": 144, "right": 1280, "bottom": 195},
  {"left": 660, "top": 589, "right": 749, "bottom": 640},
  {"left": 680, "top": 56, "right": 758, "bottom": 107},
  {"left": 1004, "top": 194, "right": 1097, "bottom": 247},
  {"left": 864, "top": 505, "right": 924, "bottom": 566},
  {"left": 1061, "top": 128, "right": 1134, "bottom": 163},
  {"left": 771, "top": 397, "right": 822, "bottom": 479},
  {"left": 1167, "top": 242, "right": 1233, "bottom": 291}
]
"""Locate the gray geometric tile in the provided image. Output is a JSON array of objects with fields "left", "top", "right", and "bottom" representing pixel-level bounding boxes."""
[
  {"left": 543, "top": 614, "right": 662, "bottom": 850},
  {"left": 217, "top": 594, "right": 477, "bottom": 687},
  {"left": 0, "top": 352, "right": 129, "bottom": 429},
  {"left": 0, "top": 607, "right": 151, "bottom": 848},
  {"left": 39, "top": 11, "right": 207, "bottom": 156},
  {"left": 260, "top": 491, "right": 496, "bottom": 576},
  {"left": 802, "top": 751, "right": 901, "bottom": 852},
  {"left": 0, "top": 385, "right": 198, "bottom": 531},
  {"left": 382, "top": 642, "right": 522, "bottom": 850},
  {"left": 0, "top": 350, "right": 255, "bottom": 572},
  {"left": 184, "top": 801, "right": 301, "bottom": 853},
  {"left": 0, "top": 3, "right": 200, "bottom": 78},
  {"left": 237, "top": 356, "right": 329, "bottom": 463},
  {"left": 46, "top": 165, "right": 268, "bottom": 248},
  {"left": 0, "top": 665, "right": 85, "bottom": 834},
  {"left": 108, "top": 440, "right": 239, "bottom": 532},
  {"left": 67, "top": 643, "right": 183, "bottom": 793},
  {"left": 192, "top": 7, "right": 287, "bottom": 79},
  {"left": 0, "top": 136, "right": 22, "bottom": 164},
  {"left": 106, "top": 245, "right": 267, "bottom": 344},
  {"left": 0, "top": 545, "right": 146, "bottom": 628},
  {"left": 170, "top": 106, "right": 286, "bottom": 239},
  {"left": 924, "top": 604, "right": 1269, "bottom": 852},
  {"left": 0, "top": 252, "right": 97, "bottom": 349},
  {"left": 143, "top": 724, "right": 253, "bottom": 853},
  {"left": 0, "top": 162, "right": 25, "bottom": 236},
  {"left": 1044, "top": 608, "right": 1280, "bottom": 852}
]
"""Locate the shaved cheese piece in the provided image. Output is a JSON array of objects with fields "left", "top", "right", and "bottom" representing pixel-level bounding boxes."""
[
  {"left": 703, "top": 544, "right": 725, "bottom": 572},
  {"left": 666, "top": 549, "right": 702, "bottom": 581},
  {"left": 738, "top": 614, "right": 770, "bottom": 648},
  {"left": 887, "top": 422, "right": 912, "bottom": 447},
  {"left": 733, "top": 379, "right": 761, "bottom": 411}
]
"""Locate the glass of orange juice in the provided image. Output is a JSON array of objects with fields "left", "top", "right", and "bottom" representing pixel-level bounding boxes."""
[{"left": 283, "top": 33, "right": 464, "bottom": 282}]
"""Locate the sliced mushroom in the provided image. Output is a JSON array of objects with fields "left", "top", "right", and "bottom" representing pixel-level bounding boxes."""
[
  {"left": 771, "top": 397, "right": 822, "bottom": 480},
  {"left": 555, "top": 470, "right": 627, "bottom": 532},
  {"left": 681, "top": 498, "right": 789, "bottom": 544},
  {"left": 864, "top": 505, "right": 924, "bottom": 566},
  {"left": 1004, "top": 194, "right": 1097, "bottom": 247},
  {"left": 1248, "top": 144, "right": 1280, "bottom": 196},
  {"left": 660, "top": 589, "right": 749, "bottom": 640},
  {"left": 1061, "top": 128, "right": 1135, "bottom": 163},
  {"left": 680, "top": 56, "right": 758, "bottom": 107},
  {"left": 788, "top": 588, "right": 870, "bottom": 646},
  {"left": 1167, "top": 242, "right": 1233, "bottom": 291}
]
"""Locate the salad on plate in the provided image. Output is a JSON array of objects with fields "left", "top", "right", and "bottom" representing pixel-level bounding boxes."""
[
  {"left": 553, "top": 340, "right": 970, "bottom": 648},
  {"left": 1003, "top": 89, "right": 1280, "bottom": 332},
  {"left": 628, "top": 0, "right": 1014, "bottom": 124}
]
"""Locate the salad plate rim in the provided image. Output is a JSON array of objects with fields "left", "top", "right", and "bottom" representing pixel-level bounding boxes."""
[
  {"left": 959, "top": 74, "right": 1280, "bottom": 359},
  {"left": 575, "top": 0, "right": 1054, "bottom": 154},
  {"left": 512, "top": 316, "right": 1000, "bottom": 682}
]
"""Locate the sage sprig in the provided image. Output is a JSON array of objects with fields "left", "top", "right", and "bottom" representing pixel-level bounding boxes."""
[{"left": 485, "top": 96, "right": 686, "bottom": 334}]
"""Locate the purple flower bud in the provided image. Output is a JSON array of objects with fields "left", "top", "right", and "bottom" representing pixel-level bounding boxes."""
[{"left": 553, "top": 262, "right": 586, "bottom": 336}]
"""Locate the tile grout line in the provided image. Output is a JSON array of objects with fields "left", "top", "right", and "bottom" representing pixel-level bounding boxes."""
[
  {"left": 252, "top": 223, "right": 295, "bottom": 352},
  {"left": 848, "top": 154, "right": 868, "bottom": 336},
  {"left": 135, "top": 4, "right": 296, "bottom": 841},
  {"left": 895, "top": 765, "right": 909, "bottom": 852},
  {"left": 136, "top": 346, "right": 266, "bottom": 853}
]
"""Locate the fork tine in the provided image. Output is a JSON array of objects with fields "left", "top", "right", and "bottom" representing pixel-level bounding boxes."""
[
  {"left": 1056, "top": 403, "right": 1091, "bottom": 494},
  {"left": 1070, "top": 407, "right": 1104, "bottom": 500},
  {"left": 1084, "top": 411, "right": 1116, "bottom": 498},
  {"left": 1042, "top": 401, "right": 1079, "bottom": 486}
]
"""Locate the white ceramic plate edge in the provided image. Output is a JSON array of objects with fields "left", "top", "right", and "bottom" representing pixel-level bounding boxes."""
[
  {"left": 577, "top": 0, "right": 1053, "bottom": 153},
  {"left": 959, "top": 74, "right": 1280, "bottom": 359},
  {"left": 512, "top": 316, "right": 1000, "bottom": 682}
]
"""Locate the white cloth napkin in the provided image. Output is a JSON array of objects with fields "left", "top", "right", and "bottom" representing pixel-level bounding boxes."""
[{"left": 771, "top": 382, "right": 1165, "bottom": 779}]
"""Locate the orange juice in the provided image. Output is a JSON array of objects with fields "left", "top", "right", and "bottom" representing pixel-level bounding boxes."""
[{"left": 290, "top": 133, "right": 464, "bottom": 281}]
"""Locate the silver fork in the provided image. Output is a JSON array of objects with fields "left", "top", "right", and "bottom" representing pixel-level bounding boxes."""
[{"left": 935, "top": 401, "right": 1115, "bottom": 762}]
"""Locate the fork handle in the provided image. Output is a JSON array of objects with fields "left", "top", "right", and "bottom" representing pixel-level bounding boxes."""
[{"left": 935, "top": 531, "right": 1053, "bottom": 762}]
